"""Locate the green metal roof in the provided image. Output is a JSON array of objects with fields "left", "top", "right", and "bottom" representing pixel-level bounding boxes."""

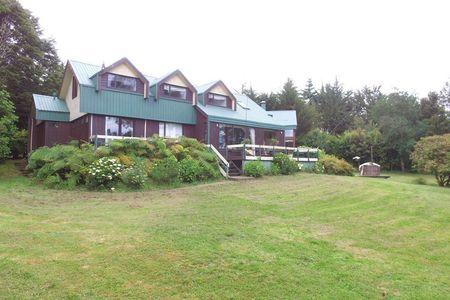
[
  {"left": 33, "top": 94, "right": 70, "bottom": 122},
  {"left": 80, "top": 86, "right": 196, "bottom": 124},
  {"left": 197, "top": 93, "right": 297, "bottom": 130}
]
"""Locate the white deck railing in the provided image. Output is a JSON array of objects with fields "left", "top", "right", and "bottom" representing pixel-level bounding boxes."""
[
  {"left": 226, "top": 144, "right": 319, "bottom": 162},
  {"left": 208, "top": 144, "right": 229, "bottom": 178}
]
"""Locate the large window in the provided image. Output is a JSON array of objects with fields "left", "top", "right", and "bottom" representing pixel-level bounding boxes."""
[
  {"left": 159, "top": 122, "right": 182, "bottom": 138},
  {"left": 107, "top": 74, "right": 137, "bottom": 92},
  {"left": 106, "top": 116, "right": 133, "bottom": 137},
  {"left": 162, "top": 84, "right": 187, "bottom": 100},
  {"left": 208, "top": 93, "right": 228, "bottom": 107}
]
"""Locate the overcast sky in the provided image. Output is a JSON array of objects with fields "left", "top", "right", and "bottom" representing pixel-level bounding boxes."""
[{"left": 20, "top": 0, "right": 450, "bottom": 98}]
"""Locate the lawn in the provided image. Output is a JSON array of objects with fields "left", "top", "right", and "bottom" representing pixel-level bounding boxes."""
[{"left": 0, "top": 167, "right": 449, "bottom": 298}]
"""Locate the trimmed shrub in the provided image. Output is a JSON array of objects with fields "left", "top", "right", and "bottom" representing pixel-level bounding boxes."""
[
  {"left": 244, "top": 160, "right": 265, "bottom": 177},
  {"left": 86, "top": 157, "right": 124, "bottom": 189},
  {"left": 273, "top": 153, "right": 299, "bottom": 175},
  {"left": 151, "top": 156, "right": 180, "bottom": 184},
  {"left": 267, "top": 163, "right": 281, "bottom": 175},
  {"left": 179, "top": 158, "right": 201, "bottom": 183},
  {"left": 320, "top": 155, "right": 354, "bottom": 176}
]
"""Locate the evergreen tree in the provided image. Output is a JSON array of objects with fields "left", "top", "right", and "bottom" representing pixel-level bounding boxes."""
[
  {"left": 278, "top": 78, "right": 299, "bottom": 109},
  {"left": 300, "top": 78, "right": 317, "bottom": 103},
  {"left": 0, "top": 0, "right": 64, "bottom": 128},
  {"left": 419, "top": 92, "right": 450, "bottom": 135},
  {"left": 241, "top": 84, "right": 258, "bottom": 101},
  {"left": 314, "top": 80, "right": 354, "bottom": 134}
]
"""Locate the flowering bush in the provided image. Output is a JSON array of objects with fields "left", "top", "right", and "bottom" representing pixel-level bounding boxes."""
[
  {"left": 273, "top": 153, "right": 299, "bottom": 175},
  {"left": 86, "top": 157, "right": 124, "bottom": 189},
  {"left": 122, "top": 163, "right": 147, "bottom": 188}
]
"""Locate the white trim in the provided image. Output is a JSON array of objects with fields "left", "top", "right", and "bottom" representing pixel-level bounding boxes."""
[
  {"left": 144, "top": 120, "right": 147, "bottom": 138},
  {"left": 90, "top": 115, "right": 93, "bottom": 137},
  {"left": 30, "top": 117, "right": 34, "bottom": 151}
]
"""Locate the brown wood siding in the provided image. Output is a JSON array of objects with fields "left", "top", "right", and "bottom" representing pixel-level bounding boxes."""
[
  {"left": 35, "top": 121, "right": 46, "bottom": 149},
  {"left": 133, "top": 119, "right": 145, "bottom": 137},
  {"left": 158, "top": 83, "right": 193, "bottom": 102},
  {"left": 145, "top": 120, "right": 159, "bottom": 137},
  {"left": 44, "top": 121, "right": 71, "bottom": 147},
  {"left": 92, "top": 115, "right": 106, "bottom": 135},
  {"left": 182, "top": 124, "right": 195, "bottom": 138},
  {"left": 100, "top": 73, "right": 144, "bottom": 95},
  {"left": 70, "top": 115, "right": 90, "bottom": 141},
  {"left": 195, "top": 109, "right": 208, "bottom": 143}
]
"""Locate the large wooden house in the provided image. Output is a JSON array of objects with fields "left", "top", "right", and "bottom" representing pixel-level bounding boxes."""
[{"left": 29, "top": 58, "right": 297, "bottom": 157}]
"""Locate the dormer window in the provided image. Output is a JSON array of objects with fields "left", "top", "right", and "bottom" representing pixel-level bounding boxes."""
[
  {"left": 162, "top": 84, "right": 187, "bottom": 100},
  {"left": 208, "top": 93, "right": 228, "bottom": 107},
  {"left": 107, "top": 73, "right": 137, "bottom": 92}
]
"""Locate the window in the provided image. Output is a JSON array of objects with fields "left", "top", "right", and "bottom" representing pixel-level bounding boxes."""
[
  {"left": 224, "top": 125, "right": 245, "bottom": 146},
  {"left": 285, "top": 129, "right": 294, "bottom": 138},
  {"left": 121, "top": 119, "right": 133, "bottom": 137},
  {"left": 218, "top": 124, "right": 226, "bottom": 149},
  {"left": 162, "top": 84, "right": 187, "bottom": 100},
  {"left": 159, "top": 122, "right": 182, "bottom": 138},
  {"left": 106, "top": 117, "right": 119, "bottom": 136},
  {"left": 208, "top": 93, "right": 228, "bottom": 107},
  {"left": 107, "top": 73, "right": 137, "bottom": 92},
  {"left": 72, "top": 76, "right": 78, "bottom": 99},
  {"left": 105, "top": 116, "right": 133, "bottom": 137}
]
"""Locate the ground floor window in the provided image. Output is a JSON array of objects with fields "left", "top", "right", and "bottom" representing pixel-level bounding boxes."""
[
  {"left": 219, "top": 124, "right": 246, "bottom": 147},
  {"left": 105, "top": 116, "right": 134, "bottom": 137},
  {"left": 159, "top": 122, "right": 182, "bottom": 138}
]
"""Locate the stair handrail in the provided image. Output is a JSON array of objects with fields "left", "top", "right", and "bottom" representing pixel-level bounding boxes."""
[{"left": 208, "top": 144, "right": 229, "bottom": 178}]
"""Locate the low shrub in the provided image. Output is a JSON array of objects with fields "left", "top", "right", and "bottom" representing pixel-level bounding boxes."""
[
  {"left": 151, "top": 156, "right": 180, "bottom": 184},
  {"left": 122, "top": 162, "right": 147, "bottom": 188},
  {"left": 86, "top": 157, "right": 124, "bottom": 189},
  {"left": 244, "top": 160, "right": 265, "bottom": 177},
  {"left": 413, "top": 177, "right": 427, "bottom": 185},
  {"left": 179, "top": 158, "right": 201, "bottom": 183},
  {"left": 273, "top": 153, "right": 299, "bottom": 175},
  {"left": 27, "top": 144, "right": 96, "bottom": 185},
  {"left": 320, "top": 155, "right": 354, "bottom": 176},
  {"left": 267, "top": 163, "right": 281, "bottom": 175},
  {"left": 198, "top": 159, "right": 220, "bottom": 180}
]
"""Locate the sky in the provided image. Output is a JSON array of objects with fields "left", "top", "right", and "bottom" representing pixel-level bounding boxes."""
[{"left": 20, "top": 0, "right": 450, "bottom": 98}]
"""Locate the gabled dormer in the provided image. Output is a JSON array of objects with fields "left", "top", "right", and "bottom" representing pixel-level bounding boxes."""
[
  {"left": 151, "top": 70, "right": 197, "bottom": 104},
  {"left": 196, "top": 80, "right": 237, "bottom": 110},
  {"left": 94, "top": 57, "right": 149, "bottom": 98}
]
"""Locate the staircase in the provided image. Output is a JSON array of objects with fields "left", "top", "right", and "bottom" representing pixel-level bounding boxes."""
[
  {"left": 227, "top": 161, "right": 242, "bottom": 176},
  {"left": 14, "top": 159, "right": 31, "bottom": 177}
]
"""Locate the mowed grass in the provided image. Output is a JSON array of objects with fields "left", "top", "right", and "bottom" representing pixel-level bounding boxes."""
[{"left": 0, "top": 168, "right": 449, "bottom": 299}]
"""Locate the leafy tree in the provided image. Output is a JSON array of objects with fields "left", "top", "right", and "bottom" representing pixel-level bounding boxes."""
[
  {"left": 371, "top": 92, "right": 425, "bottom": 171},
  {"left": 256, "top": 92, "right": 279, "bottom": 110},
  {"left": 411, "top": 134, "right": 450, "bottom": 187},
  {"left": 0, "top": 0, "right": 64, "bottom": 128},
  {"left": 278, "top": 78, "right": 299, "bottom": 109},
  {"left": 313, "top": 80, "right": 354, "bottom": 134},
  {"left": 419, "top": 92, "right": 450, "bottom": 135},
  {"left": 0, "top": 90, "right": 18, "bottom": 160},
  {"left": 352, "top": 86, "right": 384, "bottom": 124}
]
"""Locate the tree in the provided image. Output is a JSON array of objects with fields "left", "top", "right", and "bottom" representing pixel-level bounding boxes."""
[
  {"left": 313, "top": 80, "right": 354, "bottom": 134},
  {"left": 439, "top": 81, "right": 450, "bottom": 113},
  {"left": 0, "top": 90, "right": 19, "bottom": 161},
  {"left": 241, "top": 84, "right": 258, "bottom": 101},
  {"left": 419, "top": 92, "right": 450, "bottom": 135},
  {"left": 371, "top": 91, "right": 425, "bottom": 171},
  {"left": 278, "top": 78, "right": 299, "bottom": 110},
  {"left": 256, "top": 92, "right": 279, "bottom": 110},
  {"left": 294, "top": 99, "right": 318, "bottom": 136},
  {"left": 0, "top": 0, "right": 63, "bottom": 128},
  {"left": 411, "top": 134, "right": 450, "bottom": 187},
  {"left": 300, "top": 78, "right": 317, "bottom": 103},
  {"left": 352, "top": 86, "right": 384, "bottom": 124}
]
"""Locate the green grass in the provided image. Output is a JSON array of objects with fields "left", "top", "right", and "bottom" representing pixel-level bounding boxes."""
[{"left": 0, "top": 167, "right": 449, "bottom": 298}]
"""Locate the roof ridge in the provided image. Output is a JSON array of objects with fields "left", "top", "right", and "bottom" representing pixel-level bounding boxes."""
[{"left": 68, "top": 59, "right": 101, "bottom": 68}]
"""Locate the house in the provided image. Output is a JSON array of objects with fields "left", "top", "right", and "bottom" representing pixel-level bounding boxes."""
[{"left": 29, "top": 57, "right": 297, "bottom": 160}]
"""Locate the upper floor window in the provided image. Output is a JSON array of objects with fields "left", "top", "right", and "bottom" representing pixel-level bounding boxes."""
[
  {"left": 107, "top": 73, "right": 137, "bottom": 92},
  {"left": 72, "top": 76, "right": 78, "bottom": 99},
  {"left": 162, "top": 84, "right": 187, "bottom": 100},
  {"left": 208, "top": 93, "right": 228, "bottom": 107}
]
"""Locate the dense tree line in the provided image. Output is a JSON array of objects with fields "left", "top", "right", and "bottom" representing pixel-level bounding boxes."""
[
  {"left": 0, "top": 0, "right": 63, "bottom": 128},
  {"left": 242, "top": 79, "right": 450, "bottom": 171}
]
